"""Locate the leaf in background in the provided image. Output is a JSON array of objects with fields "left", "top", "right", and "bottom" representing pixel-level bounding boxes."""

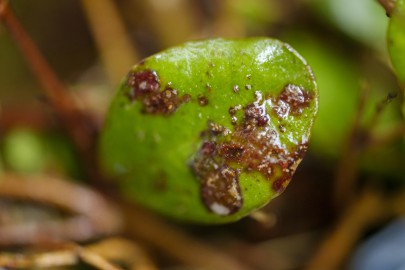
[
  {"left": 311, "top": 0, "right": 388, "bottom": 52},
  {"left": 2, "top": 129, "right": 47, "bottom": 173},
  {"left": 388, "top": 0, "right": 405, "bottom": 81},
  {"left": 388, "top": 0, "right": 405, "bottom": 113},
  {"left": 99, "top": 38, "right": 318, "bottom": 223},
  {"left": 1, "top": 129, "right": 82, "bottom": 178}
]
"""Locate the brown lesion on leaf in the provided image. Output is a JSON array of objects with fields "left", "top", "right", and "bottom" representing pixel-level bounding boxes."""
[
  {"left": 280, "top": 84, "right": 313, "bottom": 114},
  {"left": 192, "top": 144, "right": 243, "bottom": 216},
  {"left": 191, "top": 84, "right": 314, "bottom": 216},
  {"left": 126, "top": 69, "right": 191, "bottom": 115},
  {"left": 197, "top": 95, "right": 209, "bottom": 106}
]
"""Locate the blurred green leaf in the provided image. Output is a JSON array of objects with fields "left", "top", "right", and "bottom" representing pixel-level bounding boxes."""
[
  {"left": 1, "top": 128, "right": 81, "bottom": 177},
  {"left": 2, "top": 129, "right": 46, "bottom": 173},
  {"left": 388, "top": 0, "right": 405, "bottom": 83},
  {"left": 311, "top": 0, "right": 389, "bottom": 52}
]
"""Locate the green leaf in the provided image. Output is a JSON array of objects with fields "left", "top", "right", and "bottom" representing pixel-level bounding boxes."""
[
  {"left": 99, "top": 38, "right": 318, "bottom": 223},
  {"left": 388, "top": 0, "right": 405, "bottom": 122},
  {"left": 388, "top": 0, "right": 405, "bottom": 83},
  {"left": 2, "top": 129, "right": 46, "bottom": 173}
]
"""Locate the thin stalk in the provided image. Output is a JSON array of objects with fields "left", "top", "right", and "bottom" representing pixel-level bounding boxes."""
[
  {"left": 81, "top": 0, "right": 139, "bottom": 86},
  {"left": 0, "top": 0, "right": 99, "bottom": 182},
  {"left": 306, "top": 189, "right": 388, "bottom": 270},
  {"left": 121, "top": 201, "right": 249, "bottom": 270},
  {"left": 333, "top": 83, "right": 369, "bottom": 210},
  {"left": 0, "top": 174, "right": 122, "bottom": 245}
]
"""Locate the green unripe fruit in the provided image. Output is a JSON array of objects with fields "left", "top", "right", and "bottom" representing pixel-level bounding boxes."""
[{"left": 99, "top": 38, "right": 318, "bottom": 223}]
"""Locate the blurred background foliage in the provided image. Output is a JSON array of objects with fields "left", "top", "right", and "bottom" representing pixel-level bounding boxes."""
[{"left": 1, "top": 0, "right": 405, "bottom": 269}]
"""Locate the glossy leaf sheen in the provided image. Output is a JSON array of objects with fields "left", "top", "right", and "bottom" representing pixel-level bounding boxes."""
[{"left": 99, "top": 38, "right": 318, "bottom": 223}]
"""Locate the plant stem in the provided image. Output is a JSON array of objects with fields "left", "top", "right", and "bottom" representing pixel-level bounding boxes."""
[
  {"left": 81, "top": 0, "right": 139, "bottom": 86},
  {"left": 121, "top": 201, "right": 249, "bottom": 270},
  {"left": 0, "top": 0, "right": 99, "bottom": 182},
  {"left": 305, "top": 189, "right": 388, "bottom": 270},
  {"left": 333, "top": 83, "right": 369, "bottom": 210},
  {"left": 0, "top": 1, "right": 74, "bottom": 119},
  {"left": 135, "top": 0, "right": 200, "bottom": 48},
  {"left": 0, "top": 238, "right": 154, "bottom": 270},
  {"left": 0, "top": 174, "right": 122, "bottom": 245}
]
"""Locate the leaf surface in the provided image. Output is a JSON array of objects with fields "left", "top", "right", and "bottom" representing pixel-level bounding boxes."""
[{"left": 99, "top": 38, "right": 318, "bottom": 223}]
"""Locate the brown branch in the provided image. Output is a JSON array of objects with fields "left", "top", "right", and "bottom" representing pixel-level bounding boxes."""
[
  {"left": 0, "top": 104, "right": 54, "bottom": 133},
  {"left": 334, "top": 83, "right": 369, "bottom": 210},
  {"left": 77, "top": 246, "right": 124, "bottom": 270},
  {"left": 0, "top": 174, "right": 246, "bottom": 269},
  {"left": 0, "top": 0, "right": 100, "bottom": 182},
  {"left": 0, "top": 1, "right": 72, "bottom": 113},
  {"left": 367, "top": 92, "right": 398, "bottom": 132},
  {"left": 0, "top": 238, "right": 156, "bottom": 270},
  {"left": 0, "top": 247, "right": 78, "bottom": 269},
  {"left": 85, "top": 237, "right": 157, "bottom": 270},
  {"left": 305, "top": 189, "right": 390, "bottom": 270},
  {"left": 121, "top": 201, "right": 249, "bottom": 270},
  {"left": 0, "top": 173, "right": 122, "bottom": 246},
  {"left": 307, "top": 186, "right": 405, "bottom": 269}
]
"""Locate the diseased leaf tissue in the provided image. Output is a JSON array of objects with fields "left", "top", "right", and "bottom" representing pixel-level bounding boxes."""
[{"left": 99, "top": 38, "right": 318, "bottom": 223}]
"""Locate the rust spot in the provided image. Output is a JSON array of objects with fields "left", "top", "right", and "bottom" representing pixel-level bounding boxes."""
[
  {"left": 219, "top": 143, "right": 245, "bottom": 161},
  {"left": 272, "top": 175, "right": 289, "bottom": 193},
  {"left": 233, "top": 85, "right": 240, "bottom": 93},
  {"left": 182, "top": 94, "right": 192, "bottom": 103},
  {"left": 228, "top": 105, "right": 242, "bottom": 125},
  {"left": 126, "top": 70, "right": 191, "bottom": 115},
  {"left": 244, "top": 104, "right": 269, "bottom": 127},
  {"left": 200, "top": 166, "right": 242, "bottom": 216},
  {"left": 201, "top": 141, "right": 216, "bottom": 155},
  {"left": 208, "top": 121, "right": 227, "bottom": 136},
  {"left": 153, "top": 172, "right": 168, "bottom": 192},
  {"left": 192, "top": 146, "right": 243, "bottom": 215},
  {"left": 228, "top": 106, "right": 240, "bottom": 116},
  {"left": 191, "top": 84, "right": 314, "bottom": 215},
  {"left": 277, "top": 84, "right": 313, "bottom": 116},
  {"left": 127, "top": 70, "right": 159, "bottom": 97},
  {"left": 231, "top": 116, "right": 238, "bottom": 125},
  {"left": 198, "top": 95, "right": 209, "bottom": 106}
]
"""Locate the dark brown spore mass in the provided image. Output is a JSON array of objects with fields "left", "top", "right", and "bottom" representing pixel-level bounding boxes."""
[
  {"left": 127, "top": 69, "right": 190, "bottom": 115},
  {"left": 191, "top": 84, "right": 313, "bottom": 216},
  {"left": 276, "top": 84, "right": 313, "bottom": 116},
  {"left": 198, "top": 95, "right": 209, "bottom": 106}
]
